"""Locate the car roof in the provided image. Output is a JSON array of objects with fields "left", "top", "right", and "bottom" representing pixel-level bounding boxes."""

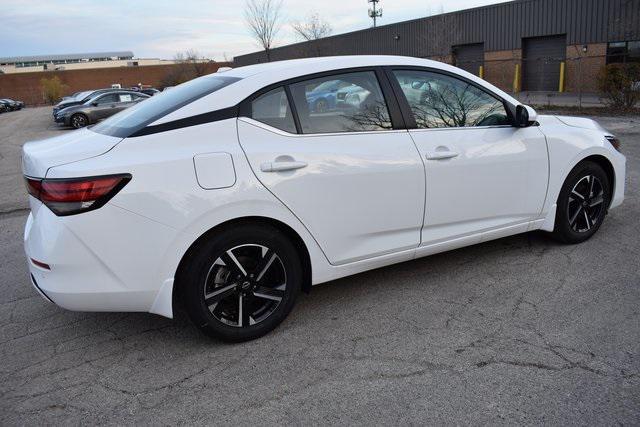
[
  {"left": 222, "top": 55, "right": 429, "bottom": 79},
  {"left": 153, "top": 55, "right": 521, "bottom": 126}
]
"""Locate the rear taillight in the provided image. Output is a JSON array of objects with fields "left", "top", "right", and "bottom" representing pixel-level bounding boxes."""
[{"left": 24, "top": 174, "right": 131, "bottom": 216}]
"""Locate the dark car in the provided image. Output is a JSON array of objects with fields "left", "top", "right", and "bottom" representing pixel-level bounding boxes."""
[
  {"left": 52, "top": 88, "right": 120, "bottom": 117},
  {"left": 54, "top": 91, "right": 149, "bottom": 128},
  {"left": 140, "top": 88, "right": 160, "bottom": 96},
  {"left": 0, "top": 98, "right": 24, "bottom": 111},
  {"left": 128, "top": 87, "right": 160, "bottom": 96}
]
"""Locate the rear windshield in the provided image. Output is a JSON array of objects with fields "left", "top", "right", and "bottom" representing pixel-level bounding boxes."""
[{"left": 91, "top": 75, "right": 241, "bottom": 138}]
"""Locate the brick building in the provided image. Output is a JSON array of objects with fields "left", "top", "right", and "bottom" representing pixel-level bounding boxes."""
[{"left": 234, "top": 0, "right": 640, "bottom": 95}]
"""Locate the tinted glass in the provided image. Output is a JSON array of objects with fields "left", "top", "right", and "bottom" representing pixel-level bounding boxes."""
[
  {"left": 250, "top": 87, "right": 296, "bottom": 133},
  {"left": 91, "top": 75, "right": 240, "bottom": 138},
  {"left": 393, "top": 70, "right": 510, "bottom": 128},
  {"left": 289, "top": 71, "right": 392, "bottom": 134},
  {"left": 94, "top": 94, "right": 118, "bottom": 105}
]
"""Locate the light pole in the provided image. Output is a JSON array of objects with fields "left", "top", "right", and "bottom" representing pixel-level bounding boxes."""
[{"left": 368, "top": 0, "right": 382, "bottom": 27}]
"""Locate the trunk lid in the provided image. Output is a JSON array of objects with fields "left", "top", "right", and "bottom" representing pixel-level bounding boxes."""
[{"left": 22, "top": 128, "right": 122, "bottom": 178}]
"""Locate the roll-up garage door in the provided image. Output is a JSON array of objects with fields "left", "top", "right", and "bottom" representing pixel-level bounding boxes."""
[
  {"left": 453, "top": 43, "right": 484, "bottom": 76},
  {"left": 522, "top": 35, "right": 566, "bottom": 91}
]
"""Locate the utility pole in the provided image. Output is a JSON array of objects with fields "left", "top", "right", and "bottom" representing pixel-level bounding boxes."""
[{"left": 368, "top": 0, "right": 382, "bottom": 27}]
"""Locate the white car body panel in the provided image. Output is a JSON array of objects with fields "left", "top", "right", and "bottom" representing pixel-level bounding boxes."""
[
  {"left": 237, "top": 118, "right": 425, "bottom": 265},
  {"left": 408, "top": 125, "right": 549, "bottom": 245},
  {"left": 21, "top": 128, "right": 121, "bottom": 177},
  {"left": 21, "top": 55, "right": 625, "bottom": 319}
]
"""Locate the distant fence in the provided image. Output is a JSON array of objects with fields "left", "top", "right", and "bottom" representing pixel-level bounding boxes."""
[{"left": 0, "top": 62, "right": 228, "bottom": 106}]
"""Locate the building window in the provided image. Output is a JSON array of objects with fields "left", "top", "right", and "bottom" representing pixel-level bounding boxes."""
[{"left": 607, "top": 41, "right": 640, "bottom": 64}]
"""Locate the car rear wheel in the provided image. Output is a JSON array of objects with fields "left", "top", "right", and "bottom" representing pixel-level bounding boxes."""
[
  {"left": 180, "top": 224, "right": 302, "bottom": 342},
  {"left": 552, "top": 161, "right": 610, "bottom": 244},
  {"left": 70, "top": 113, "right": 88, "bottom": 129}
]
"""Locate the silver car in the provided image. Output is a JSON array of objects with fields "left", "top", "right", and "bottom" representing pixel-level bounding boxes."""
[{"left": 54, "top": 91, "right": 149, "bottom": 128}]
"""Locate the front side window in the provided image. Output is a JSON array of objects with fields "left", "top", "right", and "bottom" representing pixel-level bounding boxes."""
[
  {"left": 289, "top": 71, "right": 392, "bottom": 134},
  {"left": 250, "top": 87, "right": 296, "bottom": 133},
  {"left": 392, "top": 70, "right": 510, "bottom": 129},
  {"left": 91, "top": 75, "right": 240, "bottom": 138},
  {"left": 93, "top": 94, "right": 118, "bottom": 105}
]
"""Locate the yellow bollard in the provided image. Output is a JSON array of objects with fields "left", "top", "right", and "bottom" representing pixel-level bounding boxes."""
[
  {"left": 558, "top": 61, "right": 566, "bottom": 92},
  {"left": 478, "top": 65, "right": 484, "bottom": 79},
  {"left": 513, "top": 63, "right": 521, "bottom": 93}
]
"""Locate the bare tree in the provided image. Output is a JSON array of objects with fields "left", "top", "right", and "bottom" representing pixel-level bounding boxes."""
[
  {"left": 291, "top": 13, "right": 332, "bottom": 41},
  {"left": 161, "top": 50, "right": 212, "bottom": 87},
  {"left": 245, "top": 0, "right": 283, "bottom": 62}
]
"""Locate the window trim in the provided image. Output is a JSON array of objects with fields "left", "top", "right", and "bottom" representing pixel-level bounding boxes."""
[
  {"left": 239, "top": 66, "right": 405, "bottom": 135},
  {"left": 384, "top": 66, "right": 516, "bottom": 130}
]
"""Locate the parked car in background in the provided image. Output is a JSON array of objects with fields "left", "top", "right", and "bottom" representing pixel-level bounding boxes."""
[
  {"left": 61, "top": 91, "right": 83, "bottom": 101},
  {"left": 54, "top": 91, "right": 149, "bottom": 128},
  {"left": 21, "top": 56, "right": 625, "bottom": 342},
  {"left": 1, "top": 98, "right": 24, "bottom": 111},
  {"left": 305, "top": 80, "right": 370, "bottom": 113},
  {"left": 52, "top": 88, "right": 119, "bottom": 117},
  {"left": 140, "top": 88, "right": 160, "bottom": 96},
  {"left": 129, "top": 87, "right": 160, "bottom": 96}
]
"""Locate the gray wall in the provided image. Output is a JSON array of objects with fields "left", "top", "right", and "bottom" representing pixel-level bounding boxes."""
[{"left": 234, "top": 0, "right": 640, "bottom": 66}]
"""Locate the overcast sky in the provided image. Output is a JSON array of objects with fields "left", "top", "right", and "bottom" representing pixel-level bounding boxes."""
[{"left": 1, "top": 0, "right": 511, "bottom": 61}]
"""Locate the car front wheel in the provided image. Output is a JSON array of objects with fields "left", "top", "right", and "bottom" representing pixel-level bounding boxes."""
[
  {"left": 180, "top": 224, "right": 302, "bottom": 342},
  {"left": 70, "top": 113, "right": 89, "bottom": 129},
  {"left": 552, "top": 161, "right": 611, "bottom": 244}
]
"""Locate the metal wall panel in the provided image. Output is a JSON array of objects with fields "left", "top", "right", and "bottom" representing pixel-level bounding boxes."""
[{"left": 234, "top": 0, "right": 640, "bottom": 66}]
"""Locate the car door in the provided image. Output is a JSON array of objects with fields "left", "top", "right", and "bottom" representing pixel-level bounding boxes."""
[
  {"left": 237, "top": 70, "right": 425, "bottom": 265},
  {"left": 91, "top": 93, "right": 119, "bottom": 121},
  {"left": 114, "top": 93, "right": 135, "bottom": 113},
  {"left": 389, "top": 68, "right": 549, "bottom": 245}
]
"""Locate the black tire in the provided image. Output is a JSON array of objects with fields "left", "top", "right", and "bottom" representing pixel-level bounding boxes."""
[
  {"left": 180, "top": 224, "right": 302, "bottom": 342},
  {"left": 70, "top": 113, "right": 88, "bottom": 129},
  {"left": 552, "top": 161, "right": 610, "bottom": 244}
]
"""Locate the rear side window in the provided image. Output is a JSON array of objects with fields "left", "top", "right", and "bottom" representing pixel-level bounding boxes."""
[
  {"left": 250, "top": 87, "right": 297, "bottom": 133},
  {"left": 118, "top": 93, "right": 133, "bottom": 102},
  {"left": 91, "top": 75, "right": 241, "bottom": 138},
  {"left": 289, "top": 71, "right": 392, "bottom": 134}
]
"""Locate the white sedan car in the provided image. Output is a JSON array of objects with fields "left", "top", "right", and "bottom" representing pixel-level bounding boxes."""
[{"left": 22, "top": 56, "right": 625, "bottom": 341}]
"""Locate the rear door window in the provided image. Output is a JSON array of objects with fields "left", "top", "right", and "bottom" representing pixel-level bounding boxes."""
[
  {"left": 118, "top": 93, "right": 133, "bottom": 103},
  {"left": 288, "top": 71, "right": 392, "bottom": 134}
]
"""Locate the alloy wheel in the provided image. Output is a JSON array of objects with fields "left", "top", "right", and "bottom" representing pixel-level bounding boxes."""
[
  {"left": 71, "top": 115, "right": 87, "bottom": 128},
  {"left": 203, "top": 244, "right": 286, "bottom": 328},
  {"left": 566, "top": 175, "right": 605, "bottom": 233}
]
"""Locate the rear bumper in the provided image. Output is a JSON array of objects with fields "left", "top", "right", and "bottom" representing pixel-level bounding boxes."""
[{"left": 23, "top": 203, "right": 174, "bottom": 315}]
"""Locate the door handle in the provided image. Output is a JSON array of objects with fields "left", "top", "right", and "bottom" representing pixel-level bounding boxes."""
[
  {"left": 425, "top": 150, "right": 459, "bottom": 160},
  {"left": 260, "top": 161, "right": 308, "bottom": 172}
]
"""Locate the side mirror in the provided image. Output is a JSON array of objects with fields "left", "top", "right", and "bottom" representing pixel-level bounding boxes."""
[
  {"left": 411, "top": 81, "right": 424, "bottom": 90},
  {"left": 91, "top": 102, "right": 98, "bottom": 107},
  {"left": 515, "top": 104, "right": 537, "bottom": 127}
]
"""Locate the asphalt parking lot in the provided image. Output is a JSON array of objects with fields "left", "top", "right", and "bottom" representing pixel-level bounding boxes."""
[{"left": 1, "top": 106, "right": 639, "bottom": 424}]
